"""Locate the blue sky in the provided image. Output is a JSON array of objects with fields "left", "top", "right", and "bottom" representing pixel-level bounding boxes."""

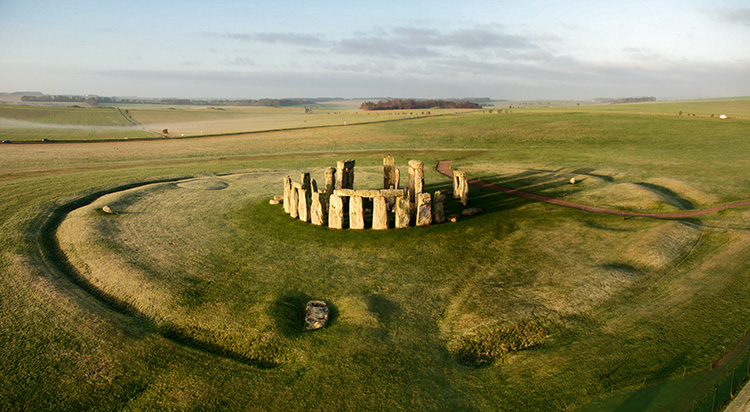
[{"left": 1, "top": 0, "right": 749, "bottom": 99}]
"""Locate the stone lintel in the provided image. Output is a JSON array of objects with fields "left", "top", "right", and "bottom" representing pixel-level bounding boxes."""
[{"left": 334, "top": 188, "right": 407, "bottom": 198}]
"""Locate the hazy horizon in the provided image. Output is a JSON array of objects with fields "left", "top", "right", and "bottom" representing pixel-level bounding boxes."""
[{"left": 2, "top": 0, "right": 749, "bottom": 100}]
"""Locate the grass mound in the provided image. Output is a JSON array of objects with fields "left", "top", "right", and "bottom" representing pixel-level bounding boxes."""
[{"left": 451, "top": 319, "right": 549, "bottom": 366}]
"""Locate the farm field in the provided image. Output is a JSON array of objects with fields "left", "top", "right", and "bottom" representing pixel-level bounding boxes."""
[{"left": 0, "top": 101, "right": 749, "bottom": 410}]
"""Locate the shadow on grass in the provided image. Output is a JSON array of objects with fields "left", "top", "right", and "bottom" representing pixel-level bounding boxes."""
[{"left": 34, "top": 176, "right": 282, "bottom": 369}]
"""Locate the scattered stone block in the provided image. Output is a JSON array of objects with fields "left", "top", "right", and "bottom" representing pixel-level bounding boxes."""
[
  {"left": 416, "top": 192, "right": 432, "bottom": 226},
  {"left": 273, "top": 194, "right": 284, "bottom": 202},
  {"left": 305, "top": 301, "right": 329, "bottom": 330},
  {"left": 462, "top": 207, "right": 482, "bottom": 216},
  {"left": 269, "top": 198, "right": 280, "bottom": 205},
  {"left": 102, "top": 205, "right": 114, "bottom": 214},
  {"left": 569, "top": 177, "right": 576, "bottom": 184},
  {"left": 328, "top": 194, "right": 344, "bottom": 229},
  {"left": 448, "top": 214, "right": 459, "bottom": 223}
]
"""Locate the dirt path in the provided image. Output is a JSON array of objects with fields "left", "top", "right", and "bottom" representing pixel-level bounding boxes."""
[{"left": 437, "top": 160, "right": 750, "bottom": 218}]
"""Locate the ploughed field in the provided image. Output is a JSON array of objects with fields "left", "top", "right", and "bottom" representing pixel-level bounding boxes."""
[{"left": 1, "top": 101, "right": 749, "bottom": 410}]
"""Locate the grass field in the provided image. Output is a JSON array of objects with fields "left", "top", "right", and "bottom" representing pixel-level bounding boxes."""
[{"left": 0, "top": 100, "right": 749, "bottom": 410}]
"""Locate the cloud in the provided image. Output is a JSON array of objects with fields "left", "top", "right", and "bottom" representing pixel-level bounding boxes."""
[
  {"left": 206, "top": 31, "right": 328, "bottom": 47},
  {"left": 714, "top": 7, "right": 750, "bottom": 26}
]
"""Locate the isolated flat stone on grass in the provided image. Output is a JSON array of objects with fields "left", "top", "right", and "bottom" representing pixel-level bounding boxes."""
[
  {"left": 102, "top": 205, "right": 114, "bottom": 214},
  {"left": 305, "top": 301, "right": 329, "bottom": 330},
  {"left": 462, "top": 207, "right": 482, "bottom": 216}
]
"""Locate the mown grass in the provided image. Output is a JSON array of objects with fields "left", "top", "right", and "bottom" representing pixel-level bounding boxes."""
[
  {"left": 0, "top": 104, "right": 153, "bottom": 141},
  {"left": 1, "top": 100, "right": 749, "bottom": 410}
]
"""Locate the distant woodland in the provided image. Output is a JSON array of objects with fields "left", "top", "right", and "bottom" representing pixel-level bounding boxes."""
[
  {"left": 20, "top": 94, "right": 316, "bottom": 107},
  {"left": 593, "top": 96, "right": 657, "bottom": 104},
  {"left": 360, "top": 99, "right": 482, "bottom": 110}
]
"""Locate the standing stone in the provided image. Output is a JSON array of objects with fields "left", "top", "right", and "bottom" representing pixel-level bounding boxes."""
[
  {"left": 383, "top": 155, "right": 397, "bottom": 189},
  {"left": 459, "top": 173, "right": 469, "bottom": 207},
  {"left": 290, "top": 186, "right": 299, "bottom": 218},
  {"left": 328, "top": 194, "right": 344, "bottom": 229},
  {"left": 349, "top": 195, "right": 365, "bottom": 229},
  {"left": 432, "top": 190, "right": 446, "bottom": 224},
  {"left": 416, "top": 192, "right": 432, "bottom": 227},
  {"left": 452, "top": 171, "right": 462, "bottom": 199},
  {"left": 298, "top": 187, "right": 310, "bottom": 222},
  {"left": 310, "top": 191, "right": 327, "bottom": 226},
  {"left": 301, "top": 172, "right": 312, "bottom": 203},
  {"left": 324, "top": 167, "right": 336, "bottom": 195},
  {"left": 395, "top": 195, "right": 410, "bottom": 228},
  {"left": 408, "top": 160, "right": 424, "bottom": 203},
  {"left": 336, "top": 159, "right": 356, "bottom": 189},
  {"left": 335, "top": 161, "right": 345, "bottom": 190},
  {"left": 283, "top": 176, "right": 292, "bottom": 214},
  {"left": 372, "top": 196, "right": 388, "bottom": 230}
]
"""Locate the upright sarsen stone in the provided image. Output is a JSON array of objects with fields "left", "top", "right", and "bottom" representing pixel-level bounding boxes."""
[
  {"left": 383, "top": 155, "right": 397, "bottom": 189},
  {"left": 372, "top": 196, "right": 388, "bottom": 230},
  {"left": 336, "top": 159, "right": 356, "bottom": 189},
  {"left": 283, "top": 176, "right": 292, "bottom": 214},
  {"left": 310, "top": 191, "right": 327, "bottom": 226},
  {"left": 416, "top": 192, "right": 432, "bottom": 227},
  {"left": 349, "top": 195, "right": 364, "bottom": 229},
  {"left": 298, "top": 187, "right": 310, "bottom": 222},
  {"left": 290, "top": 185, "right": 300, "bottom": 219},
  {"left": 328, "top": 193, "right": 344, "bottom": 229},
  {"left": 432, "top": 190, "right": 445, "bottom": 224},
  {"left": 324, "top": 167, "right": 336, "bottom": 195},
  {"left": 395, "top": 195, "right": 410, "bottom": 229},
  {"left": 408, "top": 159, "right": 424, "bottom": 203}
]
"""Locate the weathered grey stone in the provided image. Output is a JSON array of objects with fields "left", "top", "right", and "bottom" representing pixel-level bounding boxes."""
[
  {"left": 372, "top": 196, "right": 388, "bottom": 230},
  {"left": 395, "top": 196, "right": 410, "bottom": 228},
  {"left": 298, "top": 187, "right": 310, "bottom": 222},
  {"left": 273, "top": 194, "right": 284, "bottom": 202},
  {"left": 310, "top": 191, "right": 327, "bottom": 225},
  {"left": 383, "top": 155, "right": 397, "bottom": 189},
  {"left": 269, "top": 198, "right": 280, "bottom": 205},
  {"left": 305, "top": 300, "right": 329, "bottom": 330},
  {"left": 416, "top": 192, "right": 432, "bottom": 227},
  {"left": 283, "top": 177, "right": 292, "bottom": 213},
  {"left": 336, "top": 159, "right": 355, "bottom": 189},
  {"left": 432, "top": 190, "right": 446, "bottom": 224},
  {"left": 408, "top": 159, "right": 424, "bottom": 202},
  {"left": 453, "top": 171, "right": 469, "bottom": 206},
  {"left": 289, "top": 187, "right": 299, "bottom": 218},
  {"left": 102, "top": 205, "right": 114, "bottom": 214},
  {"left": 300, "top": 172, "right": 312, "bottom": 203},
  {"left": 328, "top": 194, "right": 344, "bottom": 229},
  {"left": 462, "top": 207, "right": 482, "bottom": 216},
  {"left": 349, "top": 195, "right": 364, "bottom": 229},
  {"left": 324, "top": 167, "right": 336, "bottom": 195}
]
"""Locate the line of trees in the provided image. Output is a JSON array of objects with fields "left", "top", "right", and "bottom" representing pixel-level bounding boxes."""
[
  {"left": 593, "top": 97, "right": 657, "bottom": 104},
  {"left": 20, "top": 94, "right": 316, "bottom": 108},
  {"left": 360, "top": 99, "right": 482, "bottom": 111}
]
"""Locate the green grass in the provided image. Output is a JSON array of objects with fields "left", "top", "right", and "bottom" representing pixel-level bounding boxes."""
[
  {"left": 1, "top": 99, "right": 749, "bottom": 410},
  {"left": 0, "top": 104, "right": 154, "bottom": 141}
]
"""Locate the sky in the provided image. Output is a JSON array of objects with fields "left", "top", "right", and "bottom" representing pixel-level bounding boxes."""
[{"left": 1, "top": 0, "right": 749, "bottom": 100}]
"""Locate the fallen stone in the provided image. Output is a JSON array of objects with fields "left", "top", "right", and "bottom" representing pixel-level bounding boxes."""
[
  {"left": 102, "top": 205, "right": 114, "bottom": 214},
  {"left": 569, "top": 177, "right": 576, "bottom": 184},
  {"left": 269, "top": 199, "right": 280, "bottom": 205},
  {"left": 461, "top": 207, "right": 482, "bottom": 216},
  {"left": 305, "top": 301, "right": 329, "bottom": 330},
  {"left": 448, "top": 214, "right": 459, "bottom": 222},
  {"left": 273, "top": 194, "right": 284, "bottom": 202}
]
